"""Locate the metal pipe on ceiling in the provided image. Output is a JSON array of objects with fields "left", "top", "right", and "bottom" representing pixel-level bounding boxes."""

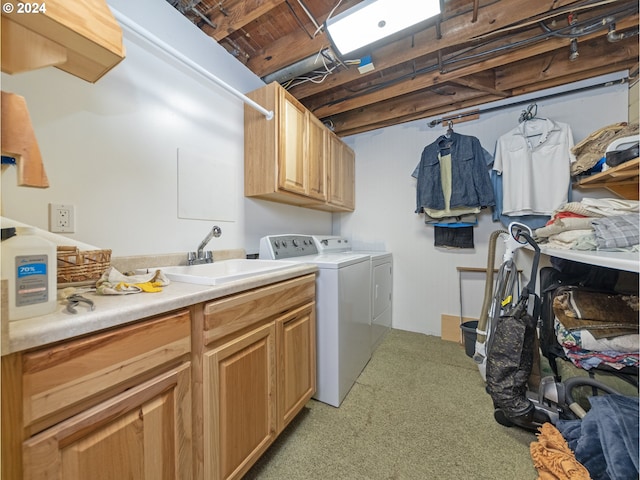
[
  {"left": 111, "top": 8, "right": 273, "bottom": 120},
  {"left": 262, "top": 49, "right": 337, "bottom": 84}
]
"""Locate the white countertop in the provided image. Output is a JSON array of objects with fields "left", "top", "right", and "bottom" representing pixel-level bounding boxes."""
[{"left": 4, "top": 264, "right": 317, "bottom": 355}]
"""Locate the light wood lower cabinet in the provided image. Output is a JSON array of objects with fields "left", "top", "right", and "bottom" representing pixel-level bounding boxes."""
[
  {"left": 277, "top": 303, "right": 316, "bottom": 433},
  {"left": 22, "top": 363, "right": 192, "bottom": 480},
  {"left": 2, "top": 309, "right": 193, "bottom": 480},
  {"left": 2, "top": 274, "right": 316, "bottom": 480},
  {"left": 204, "top": 322, "right": 277, "bottom": 480},
  {"left": 200, "top": 274, "right": 316, "bottom": 480}
]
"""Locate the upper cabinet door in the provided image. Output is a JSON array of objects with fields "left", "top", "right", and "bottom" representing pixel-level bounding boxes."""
[
  {"left": 307, "top": 113, "right": 327, "bottom": 201},
  {"left": 244, "top": 82, "right": 354, "bottom": 212},
  {"left": 278, "top": 94, "right": 307, "bottom": 195},
  {"left": 327, "top": 134, "right": 355, "bottom": 210}
]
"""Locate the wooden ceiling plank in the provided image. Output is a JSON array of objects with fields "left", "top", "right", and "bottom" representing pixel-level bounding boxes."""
[
  {"left": 307, "top": 16, "right": 639, "bottom": 118},
  {"left": 334, "top": 93, "right": 502, "bottom": 136},
  {"left": 495, "top": 37, "right": 639, "bottom": 90},
  {"left": 287, "top": 0, "right": 587, "bottom": 98},
  {"left": 331, "top": 51, "right": 637, "bottom": 135},
  {"left": 330, "top": 87, "right": 491, "bottom": 130},
  {"left": 202, "top": 0, "right": 286, "bottom": 41},
  {"left": 244, "top": 0, "right": 361, "bottom": 76},
  {"left": 449, "top": 71, "right": 510, "bottom": 97},
  {"left": 510, "top": 64, "right": 638, "bottom": 96}
]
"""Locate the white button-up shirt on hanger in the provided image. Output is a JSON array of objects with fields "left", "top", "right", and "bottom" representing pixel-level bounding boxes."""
[{"left": 493, "top": 118, "right": 576, "bottom": 216}]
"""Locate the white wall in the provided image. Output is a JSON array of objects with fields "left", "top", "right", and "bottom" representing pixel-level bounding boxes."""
[
  {"left": 336, "top": 79, "right": 629, "bottom": 336},
  {"left": 1, "top": 0, "right": 332, "bottom": 257}
]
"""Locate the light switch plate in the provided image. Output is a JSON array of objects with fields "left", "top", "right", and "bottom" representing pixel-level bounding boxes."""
[{"left": 49, "top": 203, "right": 75, "bottom": 233}]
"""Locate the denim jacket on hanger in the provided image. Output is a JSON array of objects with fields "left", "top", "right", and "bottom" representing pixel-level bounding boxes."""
[{"left": 413, "top": 132, "right": 495, "bottom": 213}]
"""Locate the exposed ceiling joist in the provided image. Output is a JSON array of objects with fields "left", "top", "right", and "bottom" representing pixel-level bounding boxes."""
[{"left": 169, "top": 0, "right": 640, "bottom": 136}]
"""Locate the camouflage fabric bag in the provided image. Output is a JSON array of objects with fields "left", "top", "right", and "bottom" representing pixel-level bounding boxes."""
[{"left": 486, "top": 293, "right": 540, "bottom": 418}]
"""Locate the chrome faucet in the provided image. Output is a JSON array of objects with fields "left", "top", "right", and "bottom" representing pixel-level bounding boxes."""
[{"left": 188, "top": 225, "right": 222, "bottom": 265}]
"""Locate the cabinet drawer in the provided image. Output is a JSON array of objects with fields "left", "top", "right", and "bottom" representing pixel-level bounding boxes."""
[
  {"left": 22, "top": 309, "right": 191, "bottom": 432},
  {"left": 203, "top": 274, "right": 315, "bottom": 346}
]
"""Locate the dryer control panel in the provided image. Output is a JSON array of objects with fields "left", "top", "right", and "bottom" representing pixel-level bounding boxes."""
[{"left": 259, "top": 235, "right": 318, "bottom": 259}]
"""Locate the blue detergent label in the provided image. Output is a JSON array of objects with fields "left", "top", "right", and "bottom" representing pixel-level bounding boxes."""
[
  {"left": 17, "top": 263, "right": 47, "bottom": 277},
  {"left": 15, "top": 254, "right": 49, "bottom": 306}
]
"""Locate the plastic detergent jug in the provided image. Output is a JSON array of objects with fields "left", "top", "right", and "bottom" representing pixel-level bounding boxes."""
[{"left": 1, "top": 226, "right": 57, "bottom": 320}]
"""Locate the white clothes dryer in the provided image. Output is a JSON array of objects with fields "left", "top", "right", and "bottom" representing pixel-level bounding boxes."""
[
  {"left": 312, "top": 236, "right": 393, "bottom": 352},
  {"left": 259, "top": 234, "right": 372, "bottom": 407}
]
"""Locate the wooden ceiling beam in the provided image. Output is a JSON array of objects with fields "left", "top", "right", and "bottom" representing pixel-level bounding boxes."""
[
  {"left": 333, "top": 92, "right": 502, "bottom": 136},
  {"left": 329, "top": 85, "right": 490, "bottom": 130},
  {"left": 305, "top": 15, "right": 638, "bottom": 118},
  {"left": 287, "top": 0, "right": 586, "bottom": 99},
  {"left": 201, "top": 0, "right": 286, "bottom": 41},
  {"left": 510, "top": 64, "right": 637, "bottom": 97},
  {"left": 495, "top": 36, "right": 639, "bottom": 90},
  {"left": 329, "top": 41, "right": 638, "bottom": 135},
  {"left": 449, "top": 71, "right": 510, "bottom": 97},
  {"left": 243, "top": 0, "right": 360, "bottom": 76}
]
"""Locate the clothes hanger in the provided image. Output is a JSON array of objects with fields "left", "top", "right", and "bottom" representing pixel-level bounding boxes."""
[
  {"left": 518, "top": 103, "right": 547, "bottom": 139},
  {"left": 518, "top": 103, "right": 544, "bottom": 124},
  {"left": 446, "top": 120, "right": 454, "bottom": 138}
]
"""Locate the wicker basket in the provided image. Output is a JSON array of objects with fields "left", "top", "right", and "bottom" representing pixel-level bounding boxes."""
[{"left": 57, "top": 246, "right": 112, "bottom": 286}]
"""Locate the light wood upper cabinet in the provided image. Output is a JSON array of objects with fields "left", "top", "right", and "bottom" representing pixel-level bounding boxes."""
[
  {"left": 279, "top": 96, "right": 308, "bottom": 195},
  {"left": 328, "top": 132, "right": 356, "bottom": 211},
  {"left": 1, "top": 0, "right": 125, "bottom": 82},
  {"left": 307, "top": 113, "right": 328, "bottom": 201},
  {"left": 244, "top": 82, "right": 354, "bottom": 211}
]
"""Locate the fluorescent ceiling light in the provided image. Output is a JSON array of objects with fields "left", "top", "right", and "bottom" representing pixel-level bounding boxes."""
[{"left": 325, "top": 0, "right": 441, "bottom": 57}]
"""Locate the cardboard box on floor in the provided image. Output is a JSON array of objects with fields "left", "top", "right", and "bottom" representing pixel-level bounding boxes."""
[{"left": 441, "top": 314, "right": 478, "bottom": 343}]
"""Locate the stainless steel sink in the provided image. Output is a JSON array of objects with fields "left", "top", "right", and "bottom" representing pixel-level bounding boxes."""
[{"left": 140, "top": 259, "right": 297, "bottom": 286}]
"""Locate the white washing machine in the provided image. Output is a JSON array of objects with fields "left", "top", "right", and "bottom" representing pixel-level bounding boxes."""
[
  {"left": 259, "top": 234, "right": 372, "bottom": 407},
  {"left": 312, "top": 236, "right": 393, "bottom": 352}
]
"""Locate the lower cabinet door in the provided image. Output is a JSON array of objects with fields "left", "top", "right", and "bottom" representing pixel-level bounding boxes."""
[
  {"left": 204, "top": 322, "right": 277, "bottom": 480},
  {"left": 22, "top": 363, "right": 192, "bottom": 480},
  {"left": 277, "top": 302, "right": 316, "bottom": 433}
]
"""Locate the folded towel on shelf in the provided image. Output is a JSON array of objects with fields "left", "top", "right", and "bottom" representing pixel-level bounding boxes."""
[
  {"left": 535, "top": 217, "right": 594, "bottom": 239},
  {"left": 96, "top": 267, "right": 170, "bottom": 295},
  {"left": 530, "top": 422, "right": 591, "bottom": 480},
  {"left": 591, "top": 215, "right": 640, "bottom": 249}
]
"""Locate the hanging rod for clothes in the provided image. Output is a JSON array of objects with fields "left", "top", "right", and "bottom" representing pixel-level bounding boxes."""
[
  {"left": 428, "top": 76, "right": 629, "bottom": 128},
  {"left": 111, "top": 9, "right": 274, "bottom": 120}
]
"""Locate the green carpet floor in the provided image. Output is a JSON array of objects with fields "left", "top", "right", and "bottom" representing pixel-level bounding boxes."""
[{"left": 245, "top": 329, "right": 538, "bottom": 480}]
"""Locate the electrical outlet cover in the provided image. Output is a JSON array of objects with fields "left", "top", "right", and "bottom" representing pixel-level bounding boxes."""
[{"left": 49, "top": 203, "right": 75, "bottom": 233}]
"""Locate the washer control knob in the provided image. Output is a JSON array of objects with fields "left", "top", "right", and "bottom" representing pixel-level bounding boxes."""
[
  {"left": 273, "top": 240, "right": 280, "bottom": 249},
  {"left": 292, "top": 239, "right": 299, "bottom": 247}
]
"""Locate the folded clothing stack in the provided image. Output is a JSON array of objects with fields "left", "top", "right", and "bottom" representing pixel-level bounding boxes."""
[{"left": 534, "top": 198, "right": 639, "bottom": 251}]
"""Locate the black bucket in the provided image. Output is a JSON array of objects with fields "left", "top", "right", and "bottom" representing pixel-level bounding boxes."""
[{"left": 460, "top": 321, "right": 478, "bottom": 358}]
